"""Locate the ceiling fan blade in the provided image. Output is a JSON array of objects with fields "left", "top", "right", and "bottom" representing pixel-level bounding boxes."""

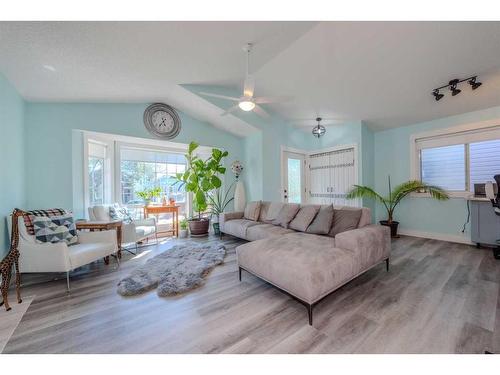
[
  {"left": 221, "top": 104, "right": 240, "bottom": 116},
  {"left": 243, "top": 75, "right": 255, "bottom": 97},
  {"left": 254, "top": 96, "right": 292, "bottom": 104},
  {"left": 199, "top": 92, "right": 240, "bottom": 101},
  {"left": 252, "top": 104, "right": 270, "bottom": 119}
]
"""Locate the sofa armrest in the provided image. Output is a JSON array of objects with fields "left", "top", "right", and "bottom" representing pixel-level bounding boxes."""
[
  {"left": 78, "top": 230, "right": 117, "bottom": 250},
  {"left": 18, "top": 241, "right": 71, "bottom": 273},
  {"left": 335, "top": 224, "right": 391, "bottom": 260},
  {"left": 219, "top": 211, "right": 244, "bottom": 232}
]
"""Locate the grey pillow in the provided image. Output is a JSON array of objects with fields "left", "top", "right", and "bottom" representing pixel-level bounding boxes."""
[
  {"left": 272, "top": 203, "right": 300, "bottom": 228},
  {"left": 289, "top": 205, "right": 320, "bottom": 232},
  {"left": 33, "top": 214, "right": 78, "bottom": 245},
  {"left": 328, "top": 208, "right": 362, "bottom": 237},
  {"left": 306, "top": 205, "right": 334, "bottom": 235},
  {"left": 243, "top": 201, "right": 262, "bottom": 221},
  {"left": 263, "top": 202, "right": 284, "bottom": 223}
]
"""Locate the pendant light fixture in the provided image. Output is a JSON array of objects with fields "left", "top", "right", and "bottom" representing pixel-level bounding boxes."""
[{"left": 312, "top": 117, "right": 326, "bottom": 138}]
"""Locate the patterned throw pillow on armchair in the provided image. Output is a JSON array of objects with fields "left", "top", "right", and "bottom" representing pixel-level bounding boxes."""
[{"left": 109, "top": 205, "right": 133, "bottom": 223}]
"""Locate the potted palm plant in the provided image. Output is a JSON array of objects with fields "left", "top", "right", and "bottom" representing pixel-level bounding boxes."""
[
  {"left": 346, "top": 176, "right": 449, "bottom": 237},
  {"left": 208, "top": 184, "right": 234, "bottom": 236},
  {"left": 174, "top": 141, "right": 229, "bottom": 236}
]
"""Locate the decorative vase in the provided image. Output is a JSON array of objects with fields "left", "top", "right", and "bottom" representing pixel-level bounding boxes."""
[
  {"left": 179, "top": 229, "right": 188, "bottom": 238},
  {"left": 234, "top": 179, "right": 246, "bottom": 212},
  {"left": 169, "top": 198, "right": 175, "bottom": 206},
  {"left": 162, "top": 196, "right": 167, "bottom": 206}
]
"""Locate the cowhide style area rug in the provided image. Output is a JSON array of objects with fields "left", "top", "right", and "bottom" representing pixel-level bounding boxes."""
[{"left": 117, "top": 241, "right": 226, "bottom": 297}]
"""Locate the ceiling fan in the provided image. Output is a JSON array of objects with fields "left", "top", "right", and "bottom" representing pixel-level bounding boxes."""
[{"left": 199, "top": 43, "right": 291, "bottom": 118}]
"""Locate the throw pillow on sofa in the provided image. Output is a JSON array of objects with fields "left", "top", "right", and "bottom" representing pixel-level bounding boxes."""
[
  {"left": 109, "top": 205, "right": 133, "bottom": 223},
  {"left": 289, "top": 205, "right": 320, "bottom": 232},
  {"left": 328, "top": 207, "right": 362, "bottom": 237},
  {"left": 33, "top": 213, "right": 78, "bottom": 245},
  {"left": 261, "top": 202, "right": 284, "bottom": 223},
  {"left": 243, "top": 201, "right": 262, "bottom": 221},
  {"left": 306, "top": 204, "right": 334, "bottom": 235},
  {"left": 23, "top": 208, "right": 67, "bottom": 235},
  {"left": 272, "top": 203, "right": 300, "bottom": 229}
]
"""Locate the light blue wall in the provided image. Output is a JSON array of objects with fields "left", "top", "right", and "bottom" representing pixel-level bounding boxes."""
[
  {"left": 0, "top": 74, "right": 25, "bottom": 256},
  {"left": 374, "top": 105, "right": 500, "bottom": 240},
  {"left": 24, "top": 103, "right": 245, "bottom": 218}
]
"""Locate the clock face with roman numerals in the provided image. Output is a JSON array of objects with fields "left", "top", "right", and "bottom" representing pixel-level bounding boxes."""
[{"left": 143, "top": 103, "right": 181, "bottom": 139}]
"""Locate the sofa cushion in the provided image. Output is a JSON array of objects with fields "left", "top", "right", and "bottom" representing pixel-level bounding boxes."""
[
  {"left": 261, "top": 202, "right": 284, "bottom": 223},
  {"left": 289, "top": 205, "right": 320, "bottom": 232},
  {"left": 246, "top": 223, "right": 295, "bottom": 241},
  {"left": 306, "top": 204, "right": 334, "bottom": 235},
  {"left": 223, "top": 219, "right": 262, "bottom": 239},
  {"left": 23, "top": 208, "right": 67, "bottom": 235},
  {"left": 33, "top": 214, "right": 78, "bottom": 245},
  {"left": 329, "top": 207, "right": 362, "bottom": 237},
  {"left": 272, "top": 203, "right": 300, "bottom": 228},
  {"left": 237, "top": 232, "right": 359, "bottom": 304},
  {"left": 109, "top": 205, "right": 133, "bottom": 223},
  {"left": 243, "top": 201, "right": 262, "bottom": 221}
]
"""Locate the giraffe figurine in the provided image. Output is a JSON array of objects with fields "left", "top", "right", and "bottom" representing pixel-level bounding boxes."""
[{"left": 0, "top": 208, "right": 23, "bottom": 311}]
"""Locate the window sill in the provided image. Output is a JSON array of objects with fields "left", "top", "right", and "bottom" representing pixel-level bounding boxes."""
[{"left": 410, "top": 191, "right": 472, "bottom": 199}]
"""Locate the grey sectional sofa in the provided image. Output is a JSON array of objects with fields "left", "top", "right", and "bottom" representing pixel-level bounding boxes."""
[{"left": 220, "top": 201, "right": 391, "bottom": 325}]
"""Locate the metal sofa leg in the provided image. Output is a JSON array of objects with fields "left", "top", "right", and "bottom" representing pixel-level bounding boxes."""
[
  {"left": 66, "top": 271, "right": 70, "bottom": 292},
  {"left": 386, "top": 258, "right": 390, "bottom": 272},
  {"left": 307, "top": 304, "right": 313, "bottom": 326},
  {"left": 238, "top": 267, "right": 242, "bottom": 282}
]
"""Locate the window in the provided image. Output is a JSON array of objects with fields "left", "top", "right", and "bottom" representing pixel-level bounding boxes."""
[
  {"left": 119, "top": 146, "right": 187, "bottom": 208},
  {"left": 88, "top": 141, "right": 107, "bottom": 206},
  {"left": 414, "top": 125, "right": 500, "bottom": 193}
]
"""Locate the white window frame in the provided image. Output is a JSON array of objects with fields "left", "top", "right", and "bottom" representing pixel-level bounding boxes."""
[
  {"left": 410, "top": 119, "right": 500, "bottom": 198},
  {"left": 82, "top": 130, "right": 223, "bottom": 219}
]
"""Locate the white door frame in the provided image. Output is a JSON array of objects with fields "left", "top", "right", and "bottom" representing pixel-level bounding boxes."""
[{"left": 280, "top": 146, "right": 308, "bottom": 203}]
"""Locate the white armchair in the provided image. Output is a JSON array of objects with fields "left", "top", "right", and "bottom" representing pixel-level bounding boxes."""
[
  {"left": 88, "top": 204, "right": 157, "bottom": 252},
  {"left": 8, "top": 216, "right": 118, "bottom": 290}
]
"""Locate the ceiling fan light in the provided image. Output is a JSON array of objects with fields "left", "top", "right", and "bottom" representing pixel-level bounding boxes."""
[{"left": 238, "top": 100, "right": 255, "bottom": 111}]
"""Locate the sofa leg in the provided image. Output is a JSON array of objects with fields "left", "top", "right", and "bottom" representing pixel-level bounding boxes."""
[
  {"left": 66, "top": 271, "right": 70, "bottom": 292},
  {"left": 307, "top": 304, "right": 313, "bottom": 326},
  {"left": 238, "top": 267, "right": 242, "bottom": 282},
  {"left": 386, "top": 258, "right": 390, "bottom": 272}
]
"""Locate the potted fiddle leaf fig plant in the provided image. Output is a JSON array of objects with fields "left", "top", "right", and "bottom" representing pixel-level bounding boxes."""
[
  {"left": 208, "top": 183, "right": 234, "bottom": 237},
  {"left": 346, "top": 176, "right": 449, "bottom": 237},
  {"left": 174, "top": 141, "right": 228, "bottom": 236}
]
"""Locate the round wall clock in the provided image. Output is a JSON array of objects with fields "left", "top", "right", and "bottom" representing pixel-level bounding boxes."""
[{"left": 143, "top": 103, "right": 181, "bottom": 139}]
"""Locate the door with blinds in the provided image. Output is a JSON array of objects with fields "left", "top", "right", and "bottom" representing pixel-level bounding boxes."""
[{"left": 308, "top": 146, "right": 358, "bottom": 206}]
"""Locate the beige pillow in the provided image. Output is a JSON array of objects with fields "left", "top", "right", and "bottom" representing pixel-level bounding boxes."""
[
  {"left": 263, "top": 202, "right": 284, "bottom": 223},
  {"left": 328, "top": 208, "right": 362, "bottom": 237},
  {"left": 289, "top": 205, "right": 320, "bottom": 232},
  {"left": 306, "top": 205, "right": 334, "bottom": 235},
  {"left": 243, "top": 201, "right": 262, "bottom": 221},
  {"left": 271, "top": 203, "right": 300, "bottom": 228}
]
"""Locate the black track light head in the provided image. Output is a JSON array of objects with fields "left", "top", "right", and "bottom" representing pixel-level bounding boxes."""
[
  {"left": 468, "top": 77, "right": 482, "bottom": 90},
  {"left": 433, "top": 89, "right": 444, "bottom": 101},
  {"left": 449, "top": 79, "right": 461, "bottom": 96}
]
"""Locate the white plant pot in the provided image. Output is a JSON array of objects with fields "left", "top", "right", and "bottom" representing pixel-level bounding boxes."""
[{"left": 179, "top": 229, "right": 188, "bottom": 238}]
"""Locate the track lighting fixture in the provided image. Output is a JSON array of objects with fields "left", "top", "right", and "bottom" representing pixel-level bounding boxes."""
[
  {"left": 468, "top": 77, "right": 482, "bottom": 90},
  {"left": 432, "top": 75, "right": 481, "bottom": 102},
  {"left": 449, "top": 79, "right": 461, "bottom": 96},
  {"left": 312, "top": 117, "right": 326, "bottom": 138},
  {"left": 433, "top": 89, "right": 444, "bottom": 101}
]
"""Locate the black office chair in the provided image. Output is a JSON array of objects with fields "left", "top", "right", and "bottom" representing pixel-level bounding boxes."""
[{"left": 485, "top": 174, "right": 500, "bottom": 259}]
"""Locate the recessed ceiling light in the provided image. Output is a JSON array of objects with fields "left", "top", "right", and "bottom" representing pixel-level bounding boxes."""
[{"left": 42, "top": 64, "right": 56, "bottom": 72}]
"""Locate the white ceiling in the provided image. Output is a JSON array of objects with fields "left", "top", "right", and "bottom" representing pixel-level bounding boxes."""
[{"left": 1, "top": 21, "right": 500, "bottom": 134}]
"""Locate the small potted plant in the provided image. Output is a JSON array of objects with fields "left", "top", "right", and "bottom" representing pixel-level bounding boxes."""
[
  {"left": 179, "top": 219, "right": 188, "bottom": 238},
  {"left": 208, "top": 184, "right": 234, "bottom": 236},
  {"left": 346, "top": 176, "right": 449, "bottom": 237},
  {"left": 137, "top": 187, "right": 162, "bottom": 206},
  {"left": 174, "top": 141, "right": 229, "bottom": 236}
]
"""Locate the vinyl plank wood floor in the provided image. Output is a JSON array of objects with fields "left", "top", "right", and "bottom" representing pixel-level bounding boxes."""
[{"left": 1, "top": 235, "right": 499, "bottom": 354}]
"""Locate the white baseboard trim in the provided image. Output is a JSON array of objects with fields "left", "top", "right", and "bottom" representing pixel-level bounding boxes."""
[{"left": 397, "top": 229, "right": 474, "bottom": 245}]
